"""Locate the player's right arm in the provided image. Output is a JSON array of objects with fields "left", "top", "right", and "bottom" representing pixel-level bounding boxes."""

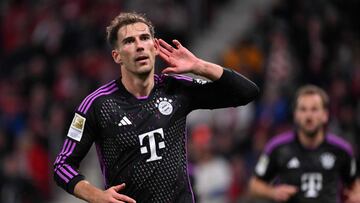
[
  {"left": 249, "top": 135, "right": 298, "bottom": 202},
  {"left": 249, "top": 177, "right": 297, "bottom": 202},
  {"left": 53, "top": 85, "right": 135, "bottom": 202},
  {"left": 53, "top": 110, "right": 136, "bottom": 202},
  {"left": 74, "top": 181, "right": 136, "bottom": 203}
]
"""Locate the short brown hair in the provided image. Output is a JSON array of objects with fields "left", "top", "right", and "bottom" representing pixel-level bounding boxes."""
[
  {"left": 294, "top": 85, "right": 329, "bottom": 109},
  {"left": 106, "top": 12, "right": 155, "bottom": 49}
]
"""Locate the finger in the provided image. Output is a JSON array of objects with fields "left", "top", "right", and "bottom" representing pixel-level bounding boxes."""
[
  {"left": 158, "top": 46, "right": 171, "bottom": 57},
  {"left": 113, "top": 193, "right": 136, "bottom": 203},
  {"left": 172, "top": 39, "right": 182, "bottom": 49},
  {"left": 287, "top": 186, "right": 298, "bottom": 194},
  {"left": 158, "top": 39, "right": 175, "bottom": 52},
  {"left": 162, "top": 67, "right": 177, "bottom": 74},
  {"left": 113, "top": 183, "right": 126, "bottom": 192},
  {"left": 113, "top": 200, "right": 125, "bottom": 203},
  {"left": 110, "top": 197, "right": 126, "bottom": 203},
  {"left": 282, "top": 185, "right": 298, "bottom": 193},
  {"left": 158, "top": 51, "right": 170, "bottom": 63}
]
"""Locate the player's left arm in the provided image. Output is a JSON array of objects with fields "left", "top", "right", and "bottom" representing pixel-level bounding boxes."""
[
  {"left": 339, "top": 146, "right": 360, "bottom": 203},
  {"left": 344, "top": 179, "right": 360, "bottom": 203},
  {"left": 157, "top": 38, "right": 259, "bottom": 108},
  {"left": 156, "top": 38, "right": 223, "bottom": 80}
]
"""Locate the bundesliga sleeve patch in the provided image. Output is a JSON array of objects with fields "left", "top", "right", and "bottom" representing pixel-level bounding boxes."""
[
  {"left": 67, "top": 113, "right": 86, "bottom": 141},
  {"left": 255, "top": 154, "right": 269, "bottom": 176}
]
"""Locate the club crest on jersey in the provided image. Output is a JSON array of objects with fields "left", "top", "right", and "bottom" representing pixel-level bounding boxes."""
[
  {"left": 155, "top": 97, "right": 173, "bottom": 115},
  {"left": 320, "top": 152, "right": 335, "bottom": 170}
]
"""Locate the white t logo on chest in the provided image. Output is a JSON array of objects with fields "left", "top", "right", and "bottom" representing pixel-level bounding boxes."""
[
  {"left": 138, "top": 128, "right": 165, "bottom": 162},
  {"left": 301, "top": 172, "right": 322, "bottom": 198}
]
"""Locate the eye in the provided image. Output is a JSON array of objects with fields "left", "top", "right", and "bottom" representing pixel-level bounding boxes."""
[
  {"left": 123, "top": 38, "right": 134, "bottom": 45},
  {"left": 140, "top": 34, "right": 150, "bottom": 41},
  {"left": 298, "top": 106, "right": 305, "bottom": 112}
]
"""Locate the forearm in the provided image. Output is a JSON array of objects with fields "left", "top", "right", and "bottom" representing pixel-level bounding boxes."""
[
  {"left": 74, "top": 180, "right": 104, "bottom": 202},
  {"left": 192, "top": 59, "right": 223, "bottom": 81},
  {"left": 213, "top": 68, "right": 259, "bottom": 106},
  {"left": 249, "top": 177, "right": 275, "bottom": 200}
]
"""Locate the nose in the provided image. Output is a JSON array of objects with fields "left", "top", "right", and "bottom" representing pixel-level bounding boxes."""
[{"left": 135, "top": 38, "right": 144, "bottom": 52}]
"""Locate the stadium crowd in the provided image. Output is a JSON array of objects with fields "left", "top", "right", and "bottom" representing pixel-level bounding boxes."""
[{"left": 0, "top": 0, "right": 358, "bottom": 202}]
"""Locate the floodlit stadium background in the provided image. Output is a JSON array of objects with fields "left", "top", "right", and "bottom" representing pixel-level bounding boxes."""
[{"left": 0, "top": 0, "right": 359, "bottom": 202}]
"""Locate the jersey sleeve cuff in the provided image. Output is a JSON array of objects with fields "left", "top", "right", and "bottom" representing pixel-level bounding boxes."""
[
  {"left": 213, "top": 67, "right": 232, "bottom": 83},
  {"left": 67, "top": 174, "right": 85, "bottom": 194}
]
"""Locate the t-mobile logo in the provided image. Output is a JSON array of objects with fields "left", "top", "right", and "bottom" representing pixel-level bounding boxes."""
[
  {"left": 301, "top": 173, "right": 322, "bottom": 198},
  {"left": 138, "top": 128, "right": 165, "bottom": 162}
]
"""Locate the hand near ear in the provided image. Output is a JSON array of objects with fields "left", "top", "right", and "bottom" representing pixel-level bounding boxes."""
[{"left": 156, "top": 38, "right": 200, "bottom": 74}]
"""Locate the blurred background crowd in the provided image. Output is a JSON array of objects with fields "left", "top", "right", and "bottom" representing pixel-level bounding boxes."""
[{"left": 0, "top": 0, "right": 359, "bottom": 203}]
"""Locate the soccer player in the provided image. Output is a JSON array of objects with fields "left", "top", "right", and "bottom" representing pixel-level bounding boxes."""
[
  {"left": 53, "top": 12, "right": 259, "bottom": 203},
  {"left": 249, "top": 85, "right": 360, "bottom": 203}
]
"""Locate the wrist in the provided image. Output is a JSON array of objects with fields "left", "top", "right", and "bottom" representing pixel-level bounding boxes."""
[
  {"left": 192, "top": 59, "right": 223, "bottom": 81},
  {"left": 74, "top": 180, "right": 103, "bottom": 202},
  {"left": 191, "top": 58, "right": 205, "bottom": 75},
  {"left": 269, "top": 187, "right": 277, "bottom": 200}
]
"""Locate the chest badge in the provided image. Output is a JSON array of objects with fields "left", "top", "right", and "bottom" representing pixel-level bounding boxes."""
[
  {"left": 155, "top": 97, "right": 173, "bottom": 115},
  {"left": 320, "top": 152, "right": 335, "bottom": 170}
]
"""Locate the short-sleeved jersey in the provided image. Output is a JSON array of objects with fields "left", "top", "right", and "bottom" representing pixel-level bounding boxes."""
[
  {"left": 54, "top": 68, "right": 258, "bottom": 203},
  {"left": 254, "top": 131, "right": 357, "bottom": 203}
]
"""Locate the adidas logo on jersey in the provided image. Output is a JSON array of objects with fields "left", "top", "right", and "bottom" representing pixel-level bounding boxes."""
[
  {"left": 118, "top": 116, "right": 132, "bottom": 126},
  {"left": 287, "top": 157, "right": 300, "bottom": 169}
]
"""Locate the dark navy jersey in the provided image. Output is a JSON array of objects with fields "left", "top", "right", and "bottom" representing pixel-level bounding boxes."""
[
  {"left": 54, "top": 68, "right": 259, "bottom": 203},
  {"left": 254, "top": 131, "right": 357, "bottom": 203}
]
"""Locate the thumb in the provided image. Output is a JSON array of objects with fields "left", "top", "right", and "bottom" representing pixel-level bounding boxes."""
[
  {"left": 113, "top": 183, "right": 126, "bottom": 192},
  {"left": 162, "top": 67, "right": 177, "bottom": 74}
]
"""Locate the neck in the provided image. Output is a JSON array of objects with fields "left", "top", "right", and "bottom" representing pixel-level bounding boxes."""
[
  {"left": 121, "top": 70, "right": 154, "bottom": 98},
  {"left": 298, "top": 130, "right": 325, "bottom": 149}
]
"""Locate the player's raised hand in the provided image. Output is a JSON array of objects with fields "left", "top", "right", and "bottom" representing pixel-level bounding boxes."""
[
  {"left": 92, "top": 183, "right": 136, "bottom": 203},
  {"left": 271, "top": 184, "right": 298, "bottom": 202},
  {"left": 156, "top": 38, "right": 200, "bottom": 74}
]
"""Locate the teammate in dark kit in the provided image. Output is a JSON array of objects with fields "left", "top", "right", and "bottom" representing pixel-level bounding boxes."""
[
  {"left": 249, "top": 85, "right": 360, "bottom": 203},
  {"left": 53, "top": 12, "right": 259, "bottom": 203}
]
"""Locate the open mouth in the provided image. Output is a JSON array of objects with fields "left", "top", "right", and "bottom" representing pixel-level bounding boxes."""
[{"left": 135, "top": 56, "right": 149, "bottom": 62}]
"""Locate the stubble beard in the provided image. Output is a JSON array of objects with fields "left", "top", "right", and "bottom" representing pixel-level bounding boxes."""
[{"left": 299, "top": 124, "right": 323, "bottom": 138}]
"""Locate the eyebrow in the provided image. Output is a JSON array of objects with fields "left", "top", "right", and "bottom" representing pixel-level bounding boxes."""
[
  {"left": 121, "top": 36, "right": 134, "bottom": 44},
  {"left": 121, "top": 33, "right": 151, "bottom": 43}
]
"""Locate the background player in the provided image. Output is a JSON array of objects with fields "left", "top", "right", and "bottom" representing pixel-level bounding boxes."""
[
  {"left": 53, "top": 12, "right": 259, "bottom": 203},
  {"left": 249, "top": 85, "right": 360, "bottom": 203}
]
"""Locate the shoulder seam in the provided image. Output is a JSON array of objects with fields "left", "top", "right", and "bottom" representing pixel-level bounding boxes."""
[
  {"left": 167, "top": 74, "right": 194, "bottom": 82},
  {"left": 77, "top": 80, "right": 118, "bottom": 114},
  {"left": 264, "top": 132, "right": 295, "bottom": 155},
  {"left": 326, "top": 134, "right": 353, "bottom": 156}
]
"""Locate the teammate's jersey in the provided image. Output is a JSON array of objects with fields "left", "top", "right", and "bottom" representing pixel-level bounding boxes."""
[
  {"left": 254, "top": 131, "right": 357, "bottom": 203},
  {"left": 54, "top": 68, "right": 258, "bottom": 203}
]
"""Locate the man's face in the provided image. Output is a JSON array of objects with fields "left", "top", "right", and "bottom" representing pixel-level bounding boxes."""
[
  {"left": 113, "top": 22, "right": 158, "bottom": 76},
  {"left": 294, "top": 94, "right": 328, "bottom": 137}
]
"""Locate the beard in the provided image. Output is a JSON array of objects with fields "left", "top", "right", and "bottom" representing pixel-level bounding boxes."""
[
  {"left": 303, "top": 128, "right": 319, "bottom": 138},
  {"left": 296, "top": 122, "right": 323, "bottom": 138}
]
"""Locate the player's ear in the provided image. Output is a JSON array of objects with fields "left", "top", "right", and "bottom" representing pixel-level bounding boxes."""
[
  {"left": 323, "top": 109, "right": 329, "bottom": 123},
  {"left": 154, "top": 38, "right": 159, "bottom": 56},
  {"left": 112, "top": 49, "right": 122, "bottom": 64}
]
